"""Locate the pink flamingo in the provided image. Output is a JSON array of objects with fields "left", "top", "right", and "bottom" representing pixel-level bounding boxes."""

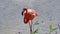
[
  {"left": 22, "top": 7, "right": 39, "bottom": 24},
  {"left": 21, "top": 7, "right": 39, "bottom": 34}
]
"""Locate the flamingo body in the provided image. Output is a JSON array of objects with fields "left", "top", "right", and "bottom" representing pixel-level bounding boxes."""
[{"left": 22, "top": 8, "right": 38, "bottom": 24}]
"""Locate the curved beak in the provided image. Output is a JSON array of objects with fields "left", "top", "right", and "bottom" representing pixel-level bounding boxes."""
[{"left": 21, "top": 11, "right": 24, "bottom": 16}]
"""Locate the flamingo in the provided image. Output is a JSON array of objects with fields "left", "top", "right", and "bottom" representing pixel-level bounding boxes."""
[{"left": 21, "top": 7, "right": 39, "bottom": 24}]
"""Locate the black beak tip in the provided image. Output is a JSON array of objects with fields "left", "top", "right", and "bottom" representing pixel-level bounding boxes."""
[{"left": 21, "top": 11, "right": 23, "bottom": 16}]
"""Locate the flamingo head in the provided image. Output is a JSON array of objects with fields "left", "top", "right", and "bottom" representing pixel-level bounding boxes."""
[{"left": 22, "top": 7, "right": 27, "bottom": 16}]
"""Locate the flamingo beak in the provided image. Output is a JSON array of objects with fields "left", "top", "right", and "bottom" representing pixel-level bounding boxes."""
[{"left": 21, "top": 11, "right": 24, "bottom": 16}]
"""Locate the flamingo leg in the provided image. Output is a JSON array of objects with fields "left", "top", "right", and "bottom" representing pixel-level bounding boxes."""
[{"left": 29, "top": 20, "right": 33, "bottom": 34}]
